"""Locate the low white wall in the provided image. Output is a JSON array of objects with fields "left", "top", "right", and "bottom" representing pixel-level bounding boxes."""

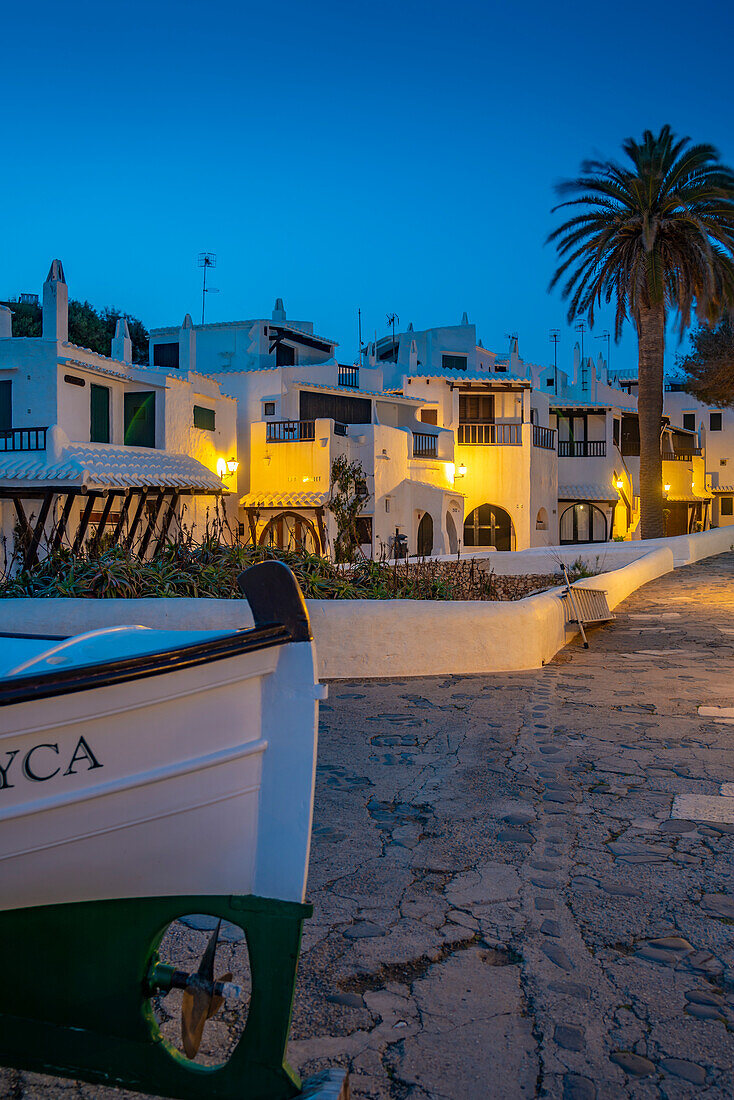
[
  {"left": 0, "top": 530, "right": 726, "bottom": 681},
  {"left": 0, "top": 547, "right": 674, "bottom": 680}
]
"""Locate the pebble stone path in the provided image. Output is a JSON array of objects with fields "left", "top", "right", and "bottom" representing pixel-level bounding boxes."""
[{"left": 3, "top": 552, "right": 734, "bottom": 1099}]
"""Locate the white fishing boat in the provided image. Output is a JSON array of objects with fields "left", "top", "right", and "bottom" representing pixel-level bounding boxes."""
[{"left": 0, "top": 560, "right": 322, "bottom": 912}]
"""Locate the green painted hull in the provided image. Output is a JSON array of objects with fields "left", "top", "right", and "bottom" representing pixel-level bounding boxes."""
[{"left": 0, "top": 893, "right": 312, "bottom": 1099}]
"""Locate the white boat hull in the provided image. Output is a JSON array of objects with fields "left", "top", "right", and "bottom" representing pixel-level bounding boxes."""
[{"left": 0, "top": 566, "right": 321, "bottom": 912}]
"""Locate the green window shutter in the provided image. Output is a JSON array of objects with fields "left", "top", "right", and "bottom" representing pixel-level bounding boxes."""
[
  {"left": 0, "top": 381, "right": 11, "bottom": 430},
  {"left": 193, "top": 405, "right": 215, "bottom": 431},
  {"left": 90, "top": 384, "right": 110, "bottom": 443},
  {"left": 124, "top": 391, "right": 156, "bottom": 447}
]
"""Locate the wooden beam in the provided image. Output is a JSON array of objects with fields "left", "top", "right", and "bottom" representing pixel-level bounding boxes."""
[
  {"left": 124, "top": 489, "right": 149, "bottom": 554},
  {"left": 50, "top": 491, "right": 78, "bottom": 553},
  {"left": 315, "top": 506, "right": 327, "bottom": 555},
  {"left": 72, "top": 493, "right": 99, "bottom": 556},
  {"left": 25, "top": 491, "right": 55, "bottom": 568},
  {"left": 153, "top": 491, "right": 180, "bottom": 556},
  {"left": 88, "top": 492, "right": 117, "bottom": 555},
  {"left": 12, "top": 498, "right": 33, "bottom": 563},
  {"left": 137, "top": 490, "right": 165, "bottom": 559},
  {"left": 246, "top": 508, "right": 259, "bottom": 546},
  {"left": 110, "top": 490, "right": 133, "bottom": 549}
]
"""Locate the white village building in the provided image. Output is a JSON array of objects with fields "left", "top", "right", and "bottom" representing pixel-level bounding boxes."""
[
  {"left": 149, "top": 302, "right": 462, "bottom": 557},
  {"left": 0, "top": 262, "right": 237, "bottom": 570}
]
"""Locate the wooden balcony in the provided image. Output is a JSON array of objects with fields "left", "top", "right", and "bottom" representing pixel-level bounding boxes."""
[
  {"left": 265, "top": 420, "right": 316, "bottom": 443},
  {"left": 458, "top": 422, "right": 521, "bottom": 445},
  {"left": 532, "top": 425, "right": 556, "bottom": 450},
  {"left": 558, "top": 440, "right": 606, "bottom": 457},
  {"left": 413, "top": 432, "right": 438, "bottom": 458},
  {"left": 0, "top": 426, "right": 47, "bottom": 452}
]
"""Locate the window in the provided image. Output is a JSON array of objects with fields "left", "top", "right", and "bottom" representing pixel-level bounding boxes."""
[
  {"left": 721, "top": 458, "right": 727, "bottom": 466},
  {"left": 710, "top": 412, "right": 722, "bottom": 431},
  {"left": 355, "top": 517, "right": 373, "bottom": 545},
  {"left": 124, "top": 391, "right": 156, "bottom": 447},
  {"left": 459, "top": 393, "right": 494, "bottom": 423},
  {"left": 721, "top": 497, "right": 733, "bottom": 516},
  {"left": 90, "top": 384, "right": 110, "bottom": 443},
  {"left": 613, "top": 419, "right": 620, "bottom": 446},
  {"left": 546, "top": 377, "right": 554, "bottom": 387},
  {"left": 264, "top": 401, "right": 276, "bottom": 416},
  {"left": 682, "top": 413, "right": 696, "bottom": 431},
  {"left": 193, "top": 405, "right": 215, "bottom": 431},
  {"left": 153, "top": 342, "right": 179, "bottom": 369},
  {"left": 442, "top": 354, "right": 467, "bottom": 372},
  {"left": 276, "top": 343, "right": 296, "bottom": 366},
  {"left": 0, "top": 380, "right": 11, "bottom": 430},
  {"left": 420, "top": 408, "right": 438, "bottom": 425}
]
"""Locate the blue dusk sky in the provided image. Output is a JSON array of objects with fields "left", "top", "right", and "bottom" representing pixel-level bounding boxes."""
[{"left": 1, "top": 0, "right": 732, "bottom": 372}]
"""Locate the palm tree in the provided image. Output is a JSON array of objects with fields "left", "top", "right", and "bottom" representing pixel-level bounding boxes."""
[{"left": 548, "top": 126, "right": 734, "bottom": 538}]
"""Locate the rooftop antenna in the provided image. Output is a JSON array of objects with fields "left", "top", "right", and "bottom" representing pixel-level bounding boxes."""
[
  {"left": 505, "top": 331, "right": 518, "bottom": 356},
  {"left": 386, "top": 312, "right": 399, "bottom": 358},
  {"left": 574, "top": 319, "right": 587, "bottom": 361},
  {"left": 549, "top": 329, "right": 560, "bottom": 391},
  {"left": 595, "top": 329, "right": 610, "bottom": 370},
  {"left": 197, "top": 252, "right": 218, "bottom": 325}
]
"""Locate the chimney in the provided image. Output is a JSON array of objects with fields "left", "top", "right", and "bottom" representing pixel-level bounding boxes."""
[
  {"left": 111, "top": 317, "right": 132, "bottom": 363},
  {"left": 272, "top": 297, "right": 286, "bottom": 322},
  {"left": 179, "top": 313, "right": 196, "bottom": 372},
  {"left": 0, "top": 304, "right": 12, "bottom": 339},
  {"left": 42, "top": 259, "right": 68, "bottom": 342}
]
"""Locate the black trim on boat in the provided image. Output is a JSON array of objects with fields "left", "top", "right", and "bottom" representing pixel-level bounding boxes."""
[
  {"left": 237, "top": 560, "right": 312, "bottom": 643},
  {"left": 0, "top": 631, "right": 67, "bottom": 641},
  {"left": 0, "top": 623, "right": 292, "bottom": 707}
]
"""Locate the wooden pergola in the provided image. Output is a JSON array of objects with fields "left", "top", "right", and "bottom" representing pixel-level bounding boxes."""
[{"left": 3, "top": 485, "right": 224, "bottom": 568}]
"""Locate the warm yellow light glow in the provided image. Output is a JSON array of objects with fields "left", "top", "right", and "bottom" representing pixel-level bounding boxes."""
[
  {"left": 217, "top": 456, "right": 239, "bottom": 480},
  {"left": 302, "top": 475, "right": 310, "bottom": 483},
  {"left": 664, "top": 483, "right": 671, "bottom": 492},
  {"left": 457, "top": 463, "right": 467, "bottom": 477},
  {"left": 615, "top": 478, "right": 623, "bottom": 489}
]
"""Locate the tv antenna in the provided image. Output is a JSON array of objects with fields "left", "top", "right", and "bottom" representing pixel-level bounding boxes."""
[
  {"left": 386, "top": 312, "right": 399, "bottom": 354},
  {"left": 595, "top": 329, "right": 610, "bottom": 369},
  {"left": 504, "top": 331, "right": 518, "bottom": 356},
  {"left": 549, "top": 329, "right": 560, "bottom": 390},
  {"left": 197, "top": 252, "right": 218, "bottom": 324},
  {"left": 574, "top": 319, "right": 587, "bottom": 361}
]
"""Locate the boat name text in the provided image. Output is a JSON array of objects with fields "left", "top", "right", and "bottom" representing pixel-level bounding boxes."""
[{"left": 0, "top": 736, "right": 103, "bottom": 789}]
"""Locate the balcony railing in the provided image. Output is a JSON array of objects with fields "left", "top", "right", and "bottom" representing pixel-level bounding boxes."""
[
  {"left": 663, "top": 448, "right": 701, "bottom": 460},
  {"left": 458, "top": 422, "right": 521, "bottom": 446},
  {"left": 337, "top": 367, "right": 359, "bottom": 388},
  {"left": 413, "top": 432, "right": 438, "bottom": 458},
  {"left": 532, "top": 425, "right": 556, "bottom": 450},
  {"left": 266, "top": 420, "right": 315, "bottom": 443},
  {"left": 0, "top": 426, "right": 47, "bottom": 452},
  {"left": 558, "top": 440, "right": 606, "bottom": 457}
]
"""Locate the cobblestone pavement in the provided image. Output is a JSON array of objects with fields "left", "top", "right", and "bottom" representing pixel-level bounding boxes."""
[{"left": 3, "top": 553, "right": 734, "bottom": 1099}]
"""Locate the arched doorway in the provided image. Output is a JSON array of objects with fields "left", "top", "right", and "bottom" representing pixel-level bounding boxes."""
[
  {"left": 463, "top": 504, "right": 514, "bottom": 551},
  {"left": 559, "top": 502, "right": 607, "bottom": 544},
  {"left": 259, "top": 511, "right": 321, "bottom": 553},
  {"left": 446, "top": 511, "right": 458, "bottom": 554},
  {"left": 417, "top": 512, "right": 434, "bottom": 557},
  {"left": 536, "top": 508, "right": 548, "bottom": 531}
]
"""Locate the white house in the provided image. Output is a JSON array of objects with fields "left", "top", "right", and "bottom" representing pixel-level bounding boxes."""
[
  {"left": 373, "top": 316, "right": 558, "bottom": 551},
  {"left": 150, "top": 302, "right": 462, "bottom": 558},
  {"left": 0, "top": 262, "right": 237, "bottom": 570}
]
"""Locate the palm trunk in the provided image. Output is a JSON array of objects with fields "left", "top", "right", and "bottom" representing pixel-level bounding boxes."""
[{"left": 637, "top": 303, "right": 665, "bottom": 539}]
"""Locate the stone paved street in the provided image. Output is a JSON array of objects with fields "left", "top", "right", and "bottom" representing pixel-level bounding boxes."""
[{"left": 3, "top": 552, "right": 734, "bottom": 1099}]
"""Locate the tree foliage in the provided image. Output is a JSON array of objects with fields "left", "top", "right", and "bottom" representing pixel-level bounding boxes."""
[
  {"left": 678, "top": 315, "right": 734, "bottom": 407},
  {"left": 327, "top": 454, "right": 370, "bottom": 563},
  {"left": 1, "top": 298, "right": 149, "bottom": 363}
]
